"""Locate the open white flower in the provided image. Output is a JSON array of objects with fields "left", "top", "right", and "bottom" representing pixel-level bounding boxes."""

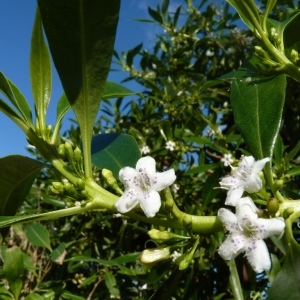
[
  {"left": 166, "top": 140, "right": 176, "bottom": 151},
  {"left": 218, "top": 197, "right": 285, "bottom": 273},
  {"left": 221, "top": 153, "right": 234, "bottom": 167},
  {"left": 220, "top": 155, "right": 270, "bottom": 206},
  {"left": 115, "top": 156, "right": 176, "bottom": 218}
]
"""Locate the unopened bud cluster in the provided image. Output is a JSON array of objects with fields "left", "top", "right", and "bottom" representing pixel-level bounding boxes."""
[
  {"left": 58, "top": 142, "right": 84, "bottom": 177},
  {"left": 50, "top": 178, "right": 87, "bottom": 207}
]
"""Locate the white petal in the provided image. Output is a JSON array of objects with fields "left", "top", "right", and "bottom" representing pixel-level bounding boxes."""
[
  {"left": 225, "top": 186, "right": 244, "bottom": 206},
  {"left": 251, "top": 157, "right": 270, "bottom": 174},
  {"left": 136, "top": 156, "right": 156, "bottom": 177},
  {"left": 254, "top": 217, "right": 285, "bottom": 239},
  {"left": 115, "top": 189, "right": 140, "bottom": 213},
  {"left": 220, "top": 175, "right": 240, "bottom": 190},
  {"left": 218, "top": 208, "right": 238, "bottom": 231},
  {"left": 218, "top": 233, "right": 246, "bottom": 260},
  {"left": 140, "top": 190, "right": 161, "bottom": 218},
  {"left": 152, "top": 169, "right": 176, "bottom": 191},
  {"left": 239, "top": 156, "right": 255, "bottom": 169},
  {"left": 119, "top": 167, "right": 140, "bottom": 189},
  {"left": 236, "top": 197, "right": 258, "bottom": 222},
  {"left": 245, "top": 239, "right": 271, "bottom": 272},
  {"left": 244, "top": 173, "right": 262, "bottom": 193}
]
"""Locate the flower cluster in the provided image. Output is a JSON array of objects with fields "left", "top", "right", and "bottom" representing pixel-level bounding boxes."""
[
  {"left": 218, "top": 156, "right": 285, "bottom": 273},
  {"left": 115, "top": 156, "right": 176, "bottom": 218}
]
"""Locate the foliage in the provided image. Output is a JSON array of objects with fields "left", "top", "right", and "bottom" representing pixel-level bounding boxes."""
[{"left": 0, "top": 0, "right": 300, "bottom": 299}]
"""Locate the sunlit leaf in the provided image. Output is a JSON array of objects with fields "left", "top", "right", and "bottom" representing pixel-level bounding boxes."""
[
  {"left": 3, "top": 246, "right": 24, "bottom": 299},
  {"left": 25, "top": 223, "right": 52, "bottom": 251},
  {"left": 230, "top": 57, "right": 286, "bottom": 186},
  {"left": 0, "top": 72, "right": 32, "bottom": 125},
  {"left": 30, "top": 6, "right": 52, "bottom": 127},
  {"left": 91, "top": 133, "right": 141, "bottom": 178},
  {"left": 38, "top": 0, "right": 121, "bottom": 177}
]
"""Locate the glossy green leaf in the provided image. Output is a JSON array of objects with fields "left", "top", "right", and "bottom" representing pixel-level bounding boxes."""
[
  {"left": 102, "top": 81, "right": 142, "bottom": 100},
  {"left": 230, "top": 58, "right": 286, "bottom": 186},
  {"left": 3, "top": 246, "right": 24, "bottom": 299},
  {"left": 0, "top": 97, "right": 29, "bottom": 132},
  {"left": 26, "top": 223, "right": 52, "bottom": 251},
  {"left": 0, "top": 155, "right": 44, "bottom": 237},
  {"left": 25, "top": 293, "right": 44, "bottom": 300},
  {"left": 0, "top": 71, "right": 32, "bottom": 125},
  {"left": 91, "top": 133, "right": 141, "bottom": 178},
  {"left": 104, "top": 271, "right": 120, "bottom": 298},
  {"left": 30, "top": 6, "right": 52, "bottom": 126},
  {"left": 227, "top": 0, "right": 257, "bottom": 31},
  {"left": 61, "top": 291, "right": 86, "bottom": 300},
  {"left": 38, "top": 0, "right": 121, "bottom": 177},
  {"left": 268, "top": 213, "right": 300, "bottom": 299}
]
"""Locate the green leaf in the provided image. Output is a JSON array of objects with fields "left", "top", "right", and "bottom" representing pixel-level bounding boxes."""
[
  {"left": 61, "top": 291, "right": 86, "bottom": 300},
  {"left": 0, "top": 155, "right": 44, "bottom": 237},
  {"left": 0, "top": 72, "right": 32, "bottom": 125},
  {"left": 230, "top": 58, "right": 286, "bottom": 186},
  {"left": 268, "top": 212, "right": 300, "bottom": 299},
  {"left": 102, "top": 81, "right": 142, "bottom": 100},
  {"left": 227, "top": 0, "right": 258, "bottom": 31},
  {"left": 104, "top": 271, "right": 120, "bottom": 298},
  {"left": 3, "top": 246, "right": 24, "bottom": 299},
  {"left": 0, "top": 97, "right": 29, "bottom": 132},
  {"left": 50, "top": 243, "right": 66, "bottom": 263},
  {"left": 149, "top": 269, "right": 183, "bottom": 300},
  {"left": 30, "top": 6, "right": 52, "bottom": 131},
  {"left": 91, "top": 133, "right": 141, "bottom": 178},
  {"left": 148, "top": 6, "right": 163, "bottom": 24},
  {"left": 38, "top": 0, "right": 121, "bottom": 178},
  {"left": 25, "top": 293, "right": 44, "bottom": 300},
  {"left": 25, "top": 223, "right": 52, "bottom": 251},
  {"left": 0, "top": 286, "right": 14, "bottom": 300}
]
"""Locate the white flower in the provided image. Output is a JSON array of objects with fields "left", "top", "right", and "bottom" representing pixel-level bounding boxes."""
[
  {"left": 115, "top": 156, "right": 176, "bottom": 217},
  {"left": 171, "top": 250, "right": 182, "bottom": 262},
  {"left": 221, "top": 154, "right": 234, "bottom": 167},
  {"left": 218, "top": 197, "right": 285, "bottom": 273},
  {"left": 166, "top": 140, "right": 176, "bottom": 151},
  {"left": 171, "top": 183, "right": 180, "bottom": 194},
  {"left": 220, "top": 156, "right": 270, "bottom": 206},
  {"left": 141, "top": 145, "right": 150, "bottom": 155}
]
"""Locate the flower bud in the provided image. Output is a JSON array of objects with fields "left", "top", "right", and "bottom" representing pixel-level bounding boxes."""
[
  {"left": 290, "top": 49, "right": 299, "bottom": 63},
  {"left": 254, "top": 46, "right": 267, "bottom": 58},
  {"left": 64, "top": 182, "right": 77, "bottom": 196},
  {"left": 65, "top": 142, "right": 73, "bottom": 160},
  {"left": 74, "top": 147, "right": 82, "bottom": 163},
  {"left": 76, "top": 179, "right": 85, "bottom": 191},
  {"left": 138, "top": 247, "right": 170, "bottom": 265},
  {"left": 102, "top": 169, "right": 123, "bottom": 195},
  {"left": 267, "top": 198, "right": 279, "bottom": 214},
  {"left": 58, "top": 144, "right": 66, "bottom": 157},
  {"left": 148, "top": 229, "right": 190, "bottom": 242},
  {"left": 52, "top": 182, "right": 64, "bottom": 193}
]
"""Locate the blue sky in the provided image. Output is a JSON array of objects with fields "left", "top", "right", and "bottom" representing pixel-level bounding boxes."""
[{"left": 0, "top": 0, "right": 183, "bottom": 157}]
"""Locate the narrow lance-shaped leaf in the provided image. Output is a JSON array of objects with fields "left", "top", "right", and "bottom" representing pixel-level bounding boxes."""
[
  {"left": 0, "top": 72, "right": 32, "bottom": 126},
  {"left": 30, "top": 6, "right": 52, "bottom": 133},
  {"left": 38, "top": 0, "right": 121, "bottom": 178}
]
